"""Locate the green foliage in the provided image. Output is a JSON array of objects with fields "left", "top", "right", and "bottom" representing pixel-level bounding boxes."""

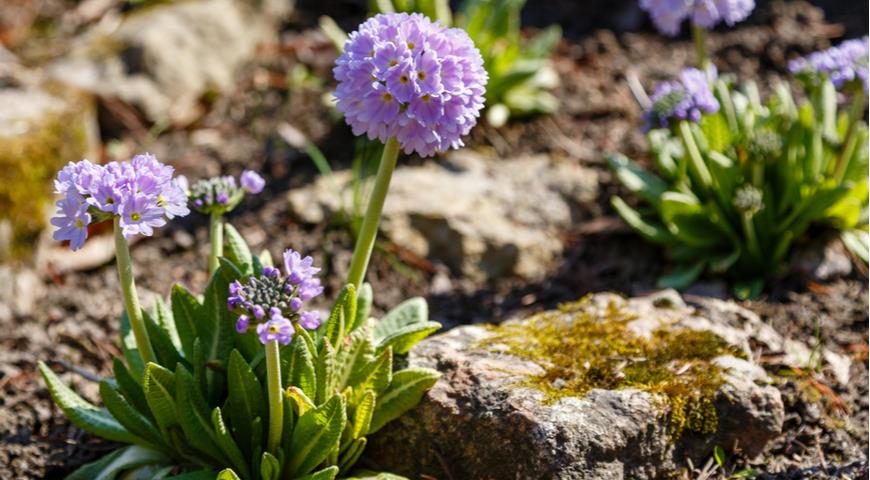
[
  {"left": 609, "top": 76, "right": 868, "bottom": 296},
  {"left": 342, "top": 0, "right": 561, "bottom": 127},
  {"left": 41, "top": 231, "right": 439, "bottom": 479}
]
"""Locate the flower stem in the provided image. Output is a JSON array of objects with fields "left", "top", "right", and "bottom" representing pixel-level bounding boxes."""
[
  {"left": 692, "top": 25, "right": 710, "bottom": 71},
  {"left": 346, "top": 137, "right": 400, "bottom": 290},
  {"left": 834, "top": 88, "right": 867, "bottom": 183},
  {"left": 265, "top": 339, "right": 283, "bottom": 454},
  {"left": 209, "top": 212, "right": 224, "bottom": 275},
  {"left": 113, "top": 217, "right": 156, "bottom": 365},
  {"left": 678, "top": 121, "right": 713, "bottom": 191}
]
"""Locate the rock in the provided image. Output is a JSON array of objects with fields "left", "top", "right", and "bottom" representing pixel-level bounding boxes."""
[
  {"left": 0, "top": 86, "right": 98, "bottom": 260},
  {"left": 365, "top": 291, "right": 785, "bottom": 479},
  {"left": 50, "top": 0, "right": 293, "bottom": 125},
  {"left": 790, "top": 236, "right": 853, "bottom": 281},
  {"left": 289, "top": 151, "right": 598, "bottom": 280}
]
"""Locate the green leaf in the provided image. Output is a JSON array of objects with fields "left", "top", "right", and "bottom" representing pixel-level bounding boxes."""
[
  {"left": 287, "top": 386, "right": 316, "bottom": 417},
  {"left": 112, "top": 358, "right": 151, "bottom": 422},
  {"left": 348, "top": 348, "right": 392, "bottom": 397},
  {"left": 120, "top": 311, "right": 145, "bottom": 382},
  {"left": 260, "top": 452, "right": 280, "bottom": 480},
  {"left": 171, "top": 284, "right": 202, "bottom": 359},
  {"left": 285, "top": 338, "right": 317, "bottom": 400},
  {"left": 733, "top": 279, "right": 764, "bottom": 300},
  {"left": 335, "top": 325, "right": 375, "bottom": 392},
  {"left": 165, "top": 469, "right": 219, "bottom": 480},
  {"left": 610, "top": 197, "right": 673, "bottom": 244},
  {"left": 143, "top": 363, "right": 178, "bottom": 432},
  {"left": 295, "top": 466, "right": 340, "bottom": 480},
  {"left": 227, "top": 350, "right": 265, "bottom": 458},
  {"left": 325, "top": 284, "right": 356, "bottom": 349},
  {"left": 338, "top": 437, "right": 367, "bottom": 474},
  {"left": 350, "top": 283, "right": 373, "bottom": 333},
  {"left": 368, "top": 368, "right": 439, "bottom": 434},
  {"left": 344, "top": 471, "right": 409, "bottom": 480},
  {"left": 660, "top": 192, "right": 722, "bottom": 248},
  {"left": 38, "top": 362, "right": 139, "bottom": 444},
  {"left": 700, "top": 112, "right": 732, "bottom": 152},
  {"left": 315, "top": 341, "right": 336, "bottom": 405},
  {"left": 153, "top": 296, "right": 182, "bottom": 353},
  {"left": 224, "top": 223, "right": 253, "bottom": 275},
  {"left": 713, "top": 445, "right": 726, "bottom": 467},
  {"left": 656, "top": 261, "right": 705, "bottom": 290},
  {"left": 144, "top": 310, "right": 184, "bottom": 370},
  {"left": 374, "top": 321, "right": 440, "bottom": 355},
  {"left": 606, "top": 153, "right": 668, "bottom": 207},
  {"left": 351, "top": 390, "right": 375, "bottom": 439},
  {"left": 842, "top": 229, "right": 869, "bottom": 263},
  {"left": 201, "top": 262, "right": 240, "bottom": 401},
  {"left": 374, "top": 297, "right": 427, "bottom": 341},
  {"left": 99, "top": 381, "right": 165, "bottom": 449},
  {"left": 175, "top": 366, "right": 224, "bottom": 463},
  {"left": 212, "top": 407, "right": 251, "bottom": 480},
  {"left": 287, "top": 394, "right": 347, "bottom": 477},
  {"left": 218, "top": 469, "right": 242, "bottom": 480},
  {"left": 65, "top": 445, "right": 168, "bottom": 480}
]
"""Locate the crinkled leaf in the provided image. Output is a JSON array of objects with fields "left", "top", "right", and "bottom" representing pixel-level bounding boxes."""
[
  {"left": 338, "top": 438, "right": 367, "bottom": 475},
  {"left": 295, "top": 466, "right": 340, "bottom": 480},
  {"left": 227, "top": 349, "right": 265, "bottom": 458},
  {"left": 171, "top": 284, "right": 202, "bottom": 359},
  {"left": 175, "top": 366, "right": 224, "bottom": 463},
  {"left": 144, "top": 310, "right": 184, "bottom": 370},
  {"left": 369, "top": 368, "right": 439, "bottom": 434},
  {"left": 287, "top": 394, "right": 347, "bottom": 477},
  {"left": 350, "top": 283, "right": 373, "bottom": 333},
  {"left": 212, "top": 407, "right": 251, "bottom": 480},
  {"left": 373, "top": 297, "right": 427, "bottom": 341},
  {"left": 260, "top": 452, "right": 280, "bottom": 480},
  {"left": 65, "top": 445, "right": 168, "bottom": 480},
  {"left": 325, "top": 284, "right": 356, "bottom": 349},
  {"left": 112, "top": 358, "right": 151, "bottom": 422},
  {"left": 224, "top": 223, "right": 253, "bottom": 275},
  {"left": 348, "top": 348, "right": 392, "bottom": 397},
  {"left": 284, "top": 338, "right": 317, "bottom": 400},
  {"left": 315, "top": 341, "right": 336, "bottom": 405},
  {"left": 374, "top": 321, "right": 440, "bottom": 355},
  {"left": 143, "top": 363, "right": 178, "bottom": 432},
  {"left": 38, "top": 362, "right": 139, "bottom": 444},
  {"left": 99, "top": 381, "right": 164, "bottom": 449},
  {"left": 607, "top": 153, "right": 668, "bottom": 207}
]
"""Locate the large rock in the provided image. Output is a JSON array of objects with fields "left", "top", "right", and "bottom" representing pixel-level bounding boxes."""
[
  {"left": 0, "top": 86, "right": 98, "bottom": 260},
  {"left": 289, "top": 151, "right": 598, "bottom": 280},
  {"left": 50, "top": 0, "right": 293, "bottom": 125},
  {"left": 365, "top": 291, "right": 786, "bottom": 479}
]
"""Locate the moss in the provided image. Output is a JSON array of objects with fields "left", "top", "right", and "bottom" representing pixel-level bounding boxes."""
[
  {"left": 480, "top": 295, "right": 745, "bottom": 439},
  {"left": 0, "top": 92, "right": 92, "bottom": 260}
]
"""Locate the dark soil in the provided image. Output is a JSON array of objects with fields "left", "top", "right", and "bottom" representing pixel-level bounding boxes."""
[{"left": 0, "top": 1, "right": 867, "bottom": 479}]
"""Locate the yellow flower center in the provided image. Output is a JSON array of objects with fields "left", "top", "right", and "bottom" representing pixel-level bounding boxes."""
[
  {"left": 389, "top": 59, "right": 398, "bottom": 67},
  {"left": 400, "top": 74, "right": 409, "bottom": 84},
  {"left": 422, "top": 94, "right": 432, "bottom": 103},
  {"left": 383, "top": 93, "right": 393, "bottom": 102},
  {"left": 417, "top": 71, "right": 426, "bottom": 81},
  {"left": 75, "top": 219, "right": 85, "bottom": 229},
  {"left": 269, "top": 324, "right": 279, "bottom": 333},
  {"left": 407, "top": 42, "right": 416, "bottom": 50},
  {"left": 106, "top": 197, "right": 114, "bottom": 204},
  {"left": 131, "top": 212, "right": 141, "bottom": 221}
]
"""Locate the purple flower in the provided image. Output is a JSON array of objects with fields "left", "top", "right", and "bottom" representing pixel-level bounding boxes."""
[
  {"left": 50, "top": 155, "right": 187, "bottom": 250},
  {"left": 789, "top": 37, "right": 869, "bottom": 94},
  {"left": 51, "top": 192, "right": 91, "bottom": 250},
  {"left": 236, "top": 315, "right": 250, "bottom": 333},
  {"left": 334, "top": 13, "right": 488, "bottom": 157},
  {"left": 229, "top": 248, "right": 324, "bottom": 345},
  {"left": 283, "top": 249, "right": 320, "bottom": 286},
  {"left": 640, "top": 0, "right": 754, "bottom": 37},
  {"left": 299, "top": 311, "right": 321, "bottom": 330},
  {"left": 644, "top": 68, "right": 720, "bottom": 130},
  {"left": 257, "top": 314, "right": 295, "bottom": 345},
  {"left": 240, "top": 170, "right": 265, "bottom": 194}
]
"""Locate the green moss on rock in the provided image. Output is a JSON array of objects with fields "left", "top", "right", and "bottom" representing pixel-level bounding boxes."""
[{"left": 481, "top": 296, "right": 745, "bottom": 438}]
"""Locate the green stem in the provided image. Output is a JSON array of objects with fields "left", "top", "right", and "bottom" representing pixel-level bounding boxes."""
[
  {"left": 678, "top": 121, "right": 713, "bottom": 192},
  {"left": 833, "top": 89, "right": 867, "bottom": 183},
  {"left": 692, "top": 25, "right": 710, "bottom": 71},
  {"left": 741, "top": 212, "right": 762, "bottom": 261},
  {"left": 113, "top": 217, "right": 156, "bottom": 365},
  {"left": 209, "top": 212, "right": 224, "bottom": 275},
  {"left": 346, "top": 137, "right": 400, "bottom": 290},
  {"left": 265, "top": 339, "right": 283, "bottom": 454}
]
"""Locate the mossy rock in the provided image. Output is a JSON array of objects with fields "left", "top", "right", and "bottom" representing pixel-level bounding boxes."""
[
  {"left": 0, "top": 87, "right": 96, "bottom": 260},
  {"left": 365, "top": 291, "right": 784, "bottom": 480}
]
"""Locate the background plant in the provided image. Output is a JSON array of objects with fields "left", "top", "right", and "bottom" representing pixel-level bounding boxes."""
[{"left": 609, "top": 54, "right": 868, "bottom": 297}]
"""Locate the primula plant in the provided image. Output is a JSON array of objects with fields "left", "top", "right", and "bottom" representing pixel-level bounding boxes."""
[
  {"left": 40, "top": 11, "right": 487, "bottom": 480},
  {"left": 609, "top": 38, "right": 869, "bottom": 298},
  {"left": 639, "top": 0, "right": 755, "bottom": 68}
]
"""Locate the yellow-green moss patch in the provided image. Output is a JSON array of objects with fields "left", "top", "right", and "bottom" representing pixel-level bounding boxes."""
[{"left": 480, "top": 296, "right": 745, "bottom": 438}]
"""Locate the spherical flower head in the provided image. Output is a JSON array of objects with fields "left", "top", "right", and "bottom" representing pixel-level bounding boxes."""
[
  {"left": 733, "top": 184, "right": 763, "bottom": 215},
  {"left": 789, "top": 37, "right": 869, "bottom": 94},
  {"left": 334, "top": 13, "right": 488, "bottom": 157},
  {"left": 188, "top": 171, "right": 265, "bottom": 215},
  {"left": 50, "top": 155, "right": 188, "bottom": 249},
  {"left": 229, "top": 248, "right": 324, "bottom": 345},
  {"left": 644, "top": 68, "right": 720, "bottom": 130},
  {"left": 640, "top": 0, "right": 754, "bottom": 37}
]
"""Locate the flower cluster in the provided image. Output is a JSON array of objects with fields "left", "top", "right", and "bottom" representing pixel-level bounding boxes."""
[
  {"left": 180, "top": 170, "right": 265, "bottom": 215},
  {"left": 640, "top": 0, "right": 754, "bottom": 37},
  {"left": 644, "top": 68, "right": 720, "bottom": 129},
  {"left": 788, "top": 37, "right": 869, "bottom": 94},
  {"left": 334, "top": 13, "right": 488, "bottom": 157},
  {"left": 229, "top": 249, "right": 324, "bottom": 345},
  {"left": 51, "top": 154, "right": 189, "bottom": 250}
]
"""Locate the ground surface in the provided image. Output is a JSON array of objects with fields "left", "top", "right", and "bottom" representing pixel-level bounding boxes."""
[{"left": 0, "top": 1, "right": 867, "bottom": 479}]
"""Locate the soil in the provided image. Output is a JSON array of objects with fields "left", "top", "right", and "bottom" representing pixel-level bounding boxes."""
[{"left": 0, "top": 1, "right": 867, "bottom": 479}]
